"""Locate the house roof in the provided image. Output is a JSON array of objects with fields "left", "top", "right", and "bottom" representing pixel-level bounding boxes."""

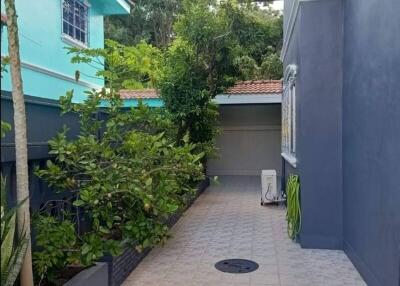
[
  {"left": 119, "top": 89, "right": 159, "bottom": 99},
  {"left": 226, "top": 80, "right": 282, "bottom": 94},
  {"left": 118, "top": 80, "right": 282, "bottom": 100},
  {"left": 95, "top": 0, "right": 131, "bottom": 15}
]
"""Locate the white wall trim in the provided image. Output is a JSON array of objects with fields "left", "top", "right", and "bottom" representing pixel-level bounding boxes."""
[
  {"left": 20, "top": 61, "right": 102, "bottom": 89},
  {"left": 281, "top": 152, "right": 297, "bottom": 168},
  {"left": 214, "top": 94, "right": 282, "bottom": 105},
  {"left": 61, "top": 34, "right": 88, "bottom": 49},
  {"left": 206, "top": 169, "right": 264, "bottom": 176},
  {"left": 116, "top": 0, "right": 131, "bottom": 13},
  {"left": 221, "top": 125, "right": 281, "bottom": 131},
  {"left": 281, "top": 0, "right": 322, "bottom": 62}
]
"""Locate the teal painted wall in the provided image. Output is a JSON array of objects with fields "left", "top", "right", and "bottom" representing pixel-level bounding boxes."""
[
  {"left": 1, "top": 0, "right": 128, "bottom": 102},
  {"left": 122, "top": 98, "right": 164, "bottom": 108},
  {"left": 100, "top": 98, "right": 164, "bottom": 108}
]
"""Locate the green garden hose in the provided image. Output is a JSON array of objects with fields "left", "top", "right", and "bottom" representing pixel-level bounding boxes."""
[{"left": 286, "top": 175, "right": 301, "bottom": 240}]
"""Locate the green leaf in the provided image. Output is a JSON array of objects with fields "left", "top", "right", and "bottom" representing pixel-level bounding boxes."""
[
  {"left": 73, "top": 200, "right": 85, "bottom": 207},
  {"left": 145, "top": 177, "right": 152, "bottom": 187},
  {"left": 81, "top": 244, "right": 91, "bottom": 255},
  {"left": 99, "top": 226, "right": 110, "bottom": 234}
]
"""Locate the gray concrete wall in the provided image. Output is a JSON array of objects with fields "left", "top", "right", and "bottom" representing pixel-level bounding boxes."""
[
  {"left": 342, "top": 1, "right": 400, "bottom": 285},
  {"left": 207, "top": 104, "right": 281, "bottom": 176},
  {"left": 283, "top": 0, "right": 344, "bottom": 250},
  {"left": 283, "top": 0, "right": 400, "bottom": 285},
  {"left": 283, "top": 0, "right": 295, "bottom": 33}
]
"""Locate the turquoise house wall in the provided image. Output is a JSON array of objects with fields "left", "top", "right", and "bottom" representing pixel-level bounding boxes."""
[
  {"left": 99, "top": 98, "right": 164, "bottom": 108},
  {"left": 122, "top": 99, "right": 164, "bottom": 108},
  {"left": 1, "top": 0, "right": 129, "bottom": 102}
]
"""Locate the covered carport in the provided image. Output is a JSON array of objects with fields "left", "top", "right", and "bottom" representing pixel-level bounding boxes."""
[{"left": 207, "top": 80, "right": 282, "bottom": 176}]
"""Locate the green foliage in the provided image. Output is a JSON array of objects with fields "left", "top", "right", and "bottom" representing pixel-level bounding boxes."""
[
  {"left": 260, "top": 52, "right": 283, "bottom": 80},
  {"left": 158, "top": 0, "right": 283, "bottom": 155},
  {"left": 286, "top": 175, "right": 301, "bottom": 240},
  {"left": 228, "top": 4, "right": 283, "bottom": 63},
  {"left": 174, "top": 0, "right": 239, "bottom": 95},
  {"left": 105, "top": 0, "right": 282, "bottom": 80},
  {"left": 159, "top": 1, "right": 238, "bottom": 154},
  {"left": 32, "top": 215, "right": 78, "bottom": 283},
  {"left": 158, "top": 38, "right": 221, "bottom": 156},
  {"left": 67, "top": 40, "right": 162, "bottom": 90},
  {"left": 34, "top": 89, "right": 204, "bottom": 280},
  {"left": 1, "top": 56, "right": 10, "bottom": 78},
  {"left": 105, "top": 0, "right": 182, "bottom": 48},
  {"left": 1, "top": 121, "right": 11, "bottom": 138},
  {"left": 1, "top": 178, "right": 28, "bottom": 286},
  {"left": 1, "top": 121, "right": 28, "bottom": 286},
  {"left": 226, "top": 2, "right": 283, "bottom": 80}
]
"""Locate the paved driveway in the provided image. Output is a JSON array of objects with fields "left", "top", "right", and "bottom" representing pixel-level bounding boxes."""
[{"left": 123, "top": 176, "right": 365, "bottom": 286}]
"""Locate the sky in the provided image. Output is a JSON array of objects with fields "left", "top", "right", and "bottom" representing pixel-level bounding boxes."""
[
  {"left": 255, "top": 1, "right": 284, "bottom": 12},
  {"left": 271, "top": 0, "right": 284, "bottom": 11}
]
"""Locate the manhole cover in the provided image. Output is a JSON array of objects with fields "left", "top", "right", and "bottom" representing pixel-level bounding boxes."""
[{"left": 215, "top": 259, "right": 259, "bottom": 273}]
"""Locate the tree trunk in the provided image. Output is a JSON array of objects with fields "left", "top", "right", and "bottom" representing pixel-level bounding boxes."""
[{"left": 4, "top": 1, "right": 34, "bottom": 286}]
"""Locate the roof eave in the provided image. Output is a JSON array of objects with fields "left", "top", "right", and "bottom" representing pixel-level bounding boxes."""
[
  {"left": 97, "top": 0, "right": 131, "bottom": 15},
  {"left": 214, "top": 93, "right": 282, "bottom": 105}
]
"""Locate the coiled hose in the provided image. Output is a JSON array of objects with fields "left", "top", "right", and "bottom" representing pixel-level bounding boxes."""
[{"left": 286, "top": 175, "right": 301, "bottom": 240}]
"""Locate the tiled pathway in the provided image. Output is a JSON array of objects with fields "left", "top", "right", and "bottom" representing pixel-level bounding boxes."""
[{"left": 123, "top": 176, "right": 366, "bottom": 286}]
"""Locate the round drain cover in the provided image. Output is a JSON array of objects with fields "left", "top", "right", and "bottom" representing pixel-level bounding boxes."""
[{"left": 215, "top": 259, "right": 259, "bottom": 273}]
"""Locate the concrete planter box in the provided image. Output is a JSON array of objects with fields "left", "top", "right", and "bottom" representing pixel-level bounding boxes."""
[
  {"left": 64, "top": 263, "right": 108, "bottom": 286},
  {"left": 101, "top": 177, "right": 210, "bottom": 286}
]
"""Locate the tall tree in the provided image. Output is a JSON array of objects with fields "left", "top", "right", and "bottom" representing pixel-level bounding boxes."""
[
  {"left": 159, "top": 0, "right": 283, "bottom": 155},
  {"left": 4, "top": 0, "right": 33, "bottom": 285},
  {"left": 105, "top": 0, "right": 182, "bottom": 48}
]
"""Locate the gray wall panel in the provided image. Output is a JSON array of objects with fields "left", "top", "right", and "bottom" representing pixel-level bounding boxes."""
[
  {"left": 207, "top": 104, "right": 282, "bottom": 176},
  {"left": 343, "top": 0, "right": 400, "bottom": 285}
]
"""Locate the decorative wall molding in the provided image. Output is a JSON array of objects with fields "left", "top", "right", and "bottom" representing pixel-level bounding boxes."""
[
  {"left": 281, "top": 152, "right": 297, "bottom": 168},
  {"left": 281, "top": 64, "right": 298, "bottom": 167},
  {"left": 20, "top": 61, "right": 102, "bottom": 89},
  {"left": 284, "top": 64, "right": 298, "bottom": 86}
]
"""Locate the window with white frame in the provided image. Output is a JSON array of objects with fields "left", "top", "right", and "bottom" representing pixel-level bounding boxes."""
[
  {"left": 62, "top": 0, "right": 89, "bottom": 46},
  {"left": 282, "top": 65, "right": 297, "bottom": 164}
]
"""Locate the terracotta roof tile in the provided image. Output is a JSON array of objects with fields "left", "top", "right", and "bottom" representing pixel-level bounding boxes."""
[
  {"left": 119, "top": 89, "right": 159, "bottom": 99},
  {"left": 226, "top": 80, "right": 282, "bottom": 94},
  {"left": 119, "top": 80, "right": 282, "bottom": 100}
]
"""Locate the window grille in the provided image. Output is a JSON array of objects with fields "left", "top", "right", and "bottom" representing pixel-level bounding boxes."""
[{"left": 62, "top": 0, "right": 89, "bottom": 46}]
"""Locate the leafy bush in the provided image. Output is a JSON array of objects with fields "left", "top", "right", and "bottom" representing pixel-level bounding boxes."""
[
  {"left": 34, "top": 90, "right": 204, "bottom": 279},
  {"left": 1, "top": 179, "right": 28, "bottom": 286},
  {"left": 159, "top": 0, "right": 283, "bottom": 156},
  {"left": 158, "top": 38, "right": 221, "bottom": 157},
  {"left": 32, "top": 215, "right": 78, "bottom": 283},
  {"left": 1, "top": 121, "right": 11, "bottom": 138},
  {"left": 68, "top": 39, "right": 163, "bottom": 90},
  {"left": 1, "top": 122, "right": 28, "bottom": 286}
]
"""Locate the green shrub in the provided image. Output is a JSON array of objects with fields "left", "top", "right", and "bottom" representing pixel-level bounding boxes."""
[
  {"left": 1, "top": 122, "right": 28, "bottom": 286},
  {"left": 34, "top": 89, "right": 204, "bottom": 279},
  {"left": 32, "top": 215, "right": 78, "bottom": 283}
]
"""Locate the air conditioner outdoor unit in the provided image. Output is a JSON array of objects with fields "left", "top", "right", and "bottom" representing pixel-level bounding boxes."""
[{"left": 261, "top": 170, "right": 279, "bottom": 205}]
